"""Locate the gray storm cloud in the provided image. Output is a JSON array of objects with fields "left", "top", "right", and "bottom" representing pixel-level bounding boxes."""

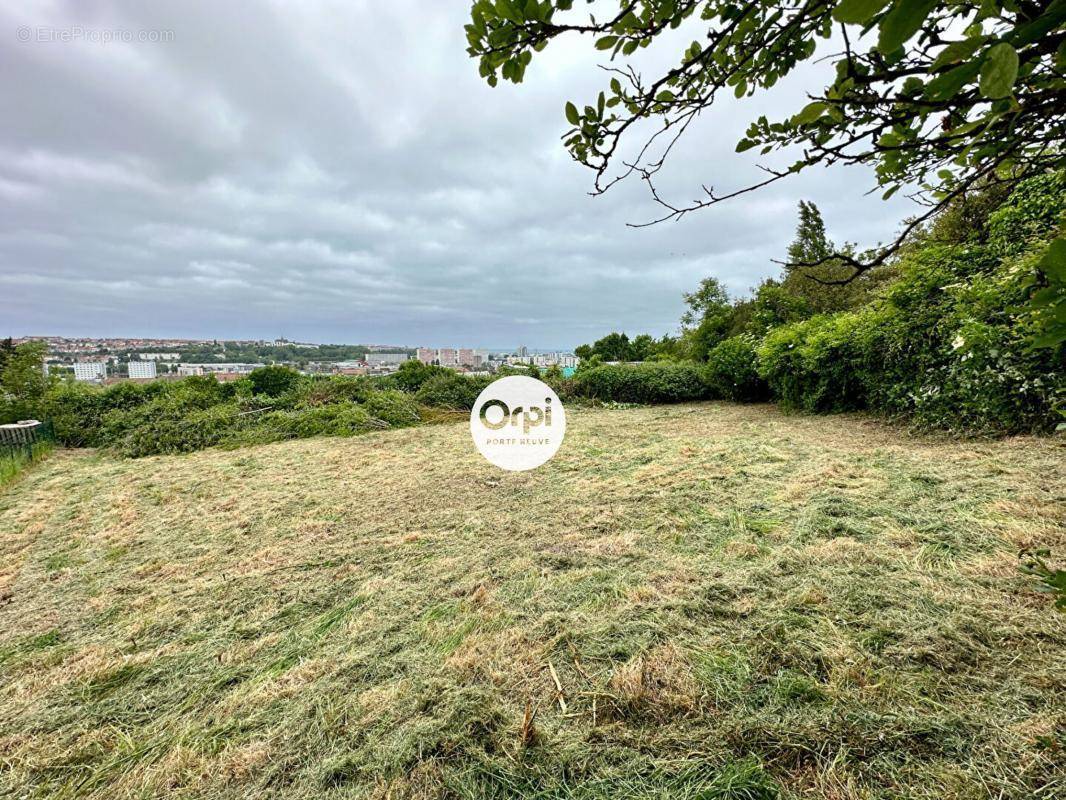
[{"left": 0, "top": 0, "right": 910, "bottom": 348}]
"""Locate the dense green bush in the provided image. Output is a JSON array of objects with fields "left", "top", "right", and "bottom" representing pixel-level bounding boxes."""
[
  {"left": 986, "top": 171, "right": 1066, "bottom": 258},
  {"left": 297, "top": 375, "right": 373, "bottom": 407},
  {"left": 91, "top": 380, "right": 430, "bottom": 457},
  {"left": 573, "top": 363, "right": 711, "bottom": 404},
  {"left": 705, "top": 336, "right": 767, "bottom": 402},
  {"left": 111, "top": 402, "right": 242, "bottom": 458},
  {"left": 41, "top": 378, "right": 184, "bottom": 446},
  {"left": 382, "top": 360, "right": 449, "bottom": 393},
  {"left": 362, "top": 390, "right": 422, "bottom": 426},
  {"left": 758, "top": 312, "right": 880, "bottom": 413},
  {"left": 179, "top": 374, "right": 231, "bottom": 403},
  {"left": 415, "top": 373, "right": 492, "bottom": 410},
  {"left": 247, "top": 365, "right": 303, "bottom": 397},
  {"left": 41, "top": 383, "right": 108, "bottom": 446},
  {"left": 751, "top": 173, "right": 1065, "bottom": 432},
  {"left": 756, "top": 242, "right": 1063, "bottom": 432},
  {"left": 881, "top": 246, "right": 1063, "bottom": 433},
  {"left": 250, "top": 404, "right": 377, "bottom": 442}
]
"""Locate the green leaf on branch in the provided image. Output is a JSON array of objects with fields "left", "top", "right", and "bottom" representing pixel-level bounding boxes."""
[
  {"left": 877, "top": 0, "right": 938, "bottom": 53},
  {"left": 596, "top": 36, "right": 618, "bottom": 50},
  {"left": 792, "top": 101, "right": 827, "bottom": 125},
  {"left": 931, "top": 36, "right": 987, "bottom": 70},
  {"left": 979, "top": 43, "right": 1019, "bottom": 99},
  {"left": 923, "top": 60, "right": 980, "bottom": 101},
  {"left": 565, "top": 101, "right": 580, "bottom": 125},
  {"left": 833, "top": 0, "right": 890, "bottom": 25},
  {"left": 1039, "top": 237, "right": 1066, "bottom": 282}
]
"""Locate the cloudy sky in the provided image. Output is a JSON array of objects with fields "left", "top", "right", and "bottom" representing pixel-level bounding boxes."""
[{"left": 1, "top": 1, "right": 911, "bottom": 349}]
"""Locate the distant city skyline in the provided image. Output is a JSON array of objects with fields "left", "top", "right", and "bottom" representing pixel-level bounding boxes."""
[
  {"left": 8, "top": 330, "right": 617, "bottom": 352},
  {"left": 13, "top": 333, "right": 573, "bottom": 355}
]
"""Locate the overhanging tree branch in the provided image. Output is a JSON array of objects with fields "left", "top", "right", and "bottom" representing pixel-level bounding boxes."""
[{"left": 467, "top": 0, "right": 1066, "bottom": 276}]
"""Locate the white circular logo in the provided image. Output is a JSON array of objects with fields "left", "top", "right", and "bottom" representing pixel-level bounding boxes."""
[{"left": 469, "top": 376, "right": 566, "bottom": 471}]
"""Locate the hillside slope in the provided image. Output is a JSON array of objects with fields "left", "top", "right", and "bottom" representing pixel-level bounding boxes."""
[{"left": 0, "top": 403, "right": 1063, "bottom": 799}]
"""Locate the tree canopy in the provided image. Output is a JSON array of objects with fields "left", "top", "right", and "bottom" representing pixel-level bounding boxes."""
[
  {"left": 466, "top": 0, "right": 1066, "bottom": 277},
  {"left": 0, "top": 341, "right": 50, "bottom": 421}
]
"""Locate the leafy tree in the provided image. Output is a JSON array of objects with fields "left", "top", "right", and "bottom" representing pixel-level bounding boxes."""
[
  {"left": 649, "top": 333, "right": 684, "bottom": 360},
  {"left": 0, "top": 342, "right": 51, "bottom": 420},
  {"left": 680, "top": 276, "right": 733, "bottom": 359},
  {"left": 591, "top": 331, "right": 633, "bottom": 360},
  {"left": 389, "top": 359, "right": 446, "bottom": 392},
  {"left": 778, "top": 201, "right": 888, "bottom": 312},
  {"left": 926, "top": 178, "right": 1015, "bottom": 246},
  {"left": 467, "top": 0, "right": 1066, "bottom": 275},
  {"left": 748, "top": 279, "right": 813, "bottom": 333},
  {"left": 629, "top": 333, "right": 657, "bottom": 360},
  {"left": 0, "top": 338, "right": 16, "bottom": 378},
  {"left": 786, "top": 200, "right": 833, "bottom": 267},
  {"left": 681, "top": 276, "right": 730, "bottom": 326},
  {"left": 247, "top": 366, "right": 302, "bottom": 398},
  {"left": 575, "top": 331, "right": 679, "bottom": 361},
  {"left": 575, "top": 353, "right": 604, "bottom": 371}
]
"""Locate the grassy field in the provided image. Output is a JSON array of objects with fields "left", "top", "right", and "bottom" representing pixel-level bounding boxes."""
[{"left": 0, "top": 403, "right": 1063, "bottom": 799}]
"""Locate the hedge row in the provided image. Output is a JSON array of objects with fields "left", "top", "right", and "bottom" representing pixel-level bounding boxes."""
[
  {"left": 569, "top": 339, "right": 767, "bottom": 404},
  {"left": 87, "top": 387, "right": 428, "bottom": 458},
  {"left": 757, "top": 243, "right": 1063, "bottom": 434},
  {"left": 572, "top": 362, "right": 710, "bottom": 404}
]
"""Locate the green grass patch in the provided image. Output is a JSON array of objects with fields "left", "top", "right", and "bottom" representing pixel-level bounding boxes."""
[{"left": 0, "top": 404, "right": 1062, "bottom": 798}]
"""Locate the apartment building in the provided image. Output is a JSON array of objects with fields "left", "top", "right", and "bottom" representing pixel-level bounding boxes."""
[
  {"left": 366, "top": 352, "right": 410, "bottom": 366},
  {"left": 72, "top": 361, "right": 107, "bottom": 382},
  {"left": 128, "top": 361, "right": 158, "bottom": 379},
  {"left": 177, "top": 363, "right": 263, "bottom": 376},
  {"left": 138, "top": 352, "right": 181, "bottom": 361}
]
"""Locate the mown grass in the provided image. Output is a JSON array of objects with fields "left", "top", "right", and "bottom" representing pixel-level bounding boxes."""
[{"left": 0, "top": 403, "right": 1063, "bottom": 799}]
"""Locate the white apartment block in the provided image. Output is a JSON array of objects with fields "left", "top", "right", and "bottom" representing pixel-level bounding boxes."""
[
  {"left": 506, "top": 352, "right": 579, "bottom": 368},
  {"left": 128, "top": 361, "right": 157, "bottom": 379},
  {"left": 366, "top": 352, "right": 410, "bottom": 366},
  {"left": 138, "top": 352, "right": 181, "bottom": 361},
  {"left": 416, "top": 348, "right": 489, "bottom": 367},
  {"left": 178, "top": 363, "right": 264, "bottom": 376},
  {"left": 73, "top": 361, "right": 107, "bottom": 382}
]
